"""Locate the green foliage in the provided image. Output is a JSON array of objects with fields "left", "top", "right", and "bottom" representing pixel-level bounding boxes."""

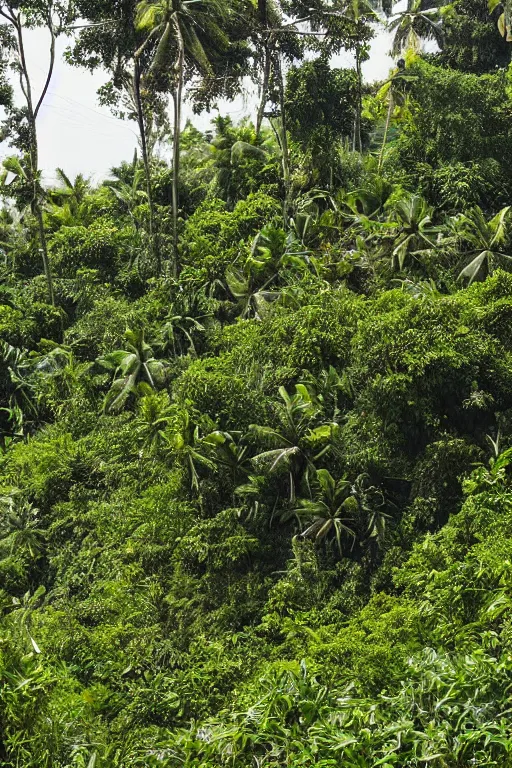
[
  {"left": 65, "top": 295, "right": 143, "bottom": 359},
  {"left": 434, "top": 0, "right": 511, "bottom": 73},
  {"left": 454, "top": 205, "right": 512, "bottom": 283},
  {"left": 208, "top": 116, "right": 281, "bottom": 206},
  {"left": 49, "top": 218, "right": 132, "bottom": 279},
  {"left": 98, "top": 327, "right": 167, "bottom": 413},
  {"left": 286, "top": 59, "right": 358, "bottom": 184},
  {"left": 182, "top": 191, "right": 281, "bottom": 279},
  {"left": 174, "top": 354, "right": 267, "bottom": 431},
  {"left": 393, "top": 59, "right": 512, "bottom": 212},
  {"left": 4, "top": 14, "right": 512, "bottom": 765},
  {"left": 417, "top": 159, "right": 508, "bottom": 213}
]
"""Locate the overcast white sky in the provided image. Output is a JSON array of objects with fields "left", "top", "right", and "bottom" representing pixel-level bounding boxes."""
[{"left": 0, "top": 25, "right": 395, "bottom": 185}]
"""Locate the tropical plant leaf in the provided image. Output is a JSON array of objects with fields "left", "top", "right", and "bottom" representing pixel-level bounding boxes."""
[{"left": 458, "top": 251, "right": 490, "bottom": 283}]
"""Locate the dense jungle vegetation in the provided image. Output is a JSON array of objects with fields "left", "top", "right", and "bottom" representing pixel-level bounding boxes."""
[{"left": 2, "top": 0, "right": 512, "bottom": 765}]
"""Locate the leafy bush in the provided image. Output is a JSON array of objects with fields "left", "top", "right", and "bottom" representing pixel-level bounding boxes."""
[
  {"left": 49, "top": 218, "right": 132, "bottom": 279},
  {"left": 182, "top": 192, "right": 281, "bottom": 278}
]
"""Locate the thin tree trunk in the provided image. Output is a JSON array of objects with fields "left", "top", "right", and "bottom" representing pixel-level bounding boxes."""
[
  {"left": 378, "top": 93, "right": 394, "bottom": 172},
  {"left": 256, "top": 45, "right": 271, "bottom": 138},
  {"left": 276, "top": 54, "right": 290, "bottom": 227},
  {"left": 14, "top": 13, "right": 55, "bottom": 305},
  {"left": 133, "top": 59, "right": 160, "bottom": 275},
  {"left": 171, "top": 25, "right": 184, "bottom": 278},
  {"left": 35, "top": 205, "right": 55, "bottom": 305},
  {"left": 171, "top": 88, "right": 181, "bottom": 276},
  {"left": 34, "top": 13, "right": 56, "bottom": 120},
  {"left": 256, "top": 0, "right": 270, "bottom": 138},
  {"left": 353, "top": 44, "right": 363, "bottom": 153}
]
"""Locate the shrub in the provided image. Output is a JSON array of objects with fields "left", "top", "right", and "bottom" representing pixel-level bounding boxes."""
[{"left": 49, "top": 218, "right": 132, "bottom": 279}]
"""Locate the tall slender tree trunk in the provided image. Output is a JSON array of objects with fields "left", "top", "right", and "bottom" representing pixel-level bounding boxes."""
[
  {"left": 133, "top": 59, "right": 160, "bottom": 275},
  {"left": 256, "top": 44, "right": 271, "bottom": 138},
  {"left": 34, "top": 204, "right": 55, "bottom": 305},
  {"left": 276, "top": 54, "right": 290, "bottom": 227},
  {"left": 171, "top": 26, "right": 185, "bottom": 278},
  {"left": 378, "top": 93, "right": 394, "bottom": 172},
  {"left": 256, "top": 0, "right": 270, "bottom": 138},
  {"left": 14, "top": 12, "right": 55, "bottom": 305},
  {"left": 353, "top": 44, "right": 363, "bottom": 153}
]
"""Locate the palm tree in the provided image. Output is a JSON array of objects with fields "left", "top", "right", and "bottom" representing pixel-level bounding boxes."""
[
  {"left": 377, "top": 67, "right": 417, "bottom": 172},
  {"left": 0, "top": 2, "right": 73, "bottom": 307},
  {"left": 135, "top": 0, "right": 231, "bottom": 274},
  {"left": 388, "top": 193, "right": 440, "bottom": 271},
  {"left": 344, "top": 175, "right": 396, "bottom": 220},
  {"left": 130, "top": 61, "right": 160, "bottom": 276},
  {"left": 225, "top": 265, "right": 279, "bottom": 320},
  {"left": 48, "top": 168, "right": 90, "bottom": 209},
  {"left": 105, "top": 155, "right": 148, "bottom": 229},
  {"left": 105, "top": 158, "right": 149, "bottom": 269},
  {"left": 203, "top": 430, "right": 251, "bottom": 485},
  {"left": 350, "top": 3, "right": 376, "bottom": 153},
  {"left": 252, "top": 0, "right": 298, "bottom": 223},
  {"left": 388, "top": 0, "right": 444, "bottom": 56},
  {"left": 249, "top": 385, "right": 338, "bottom": 502},
  {"left": 254, "top": 0, "right": 282, "bottom": 137},
  {"left": 452, "top": 206, "right": 512, "bottom": 284},
  {"left": 165, "top": 409, "right": 215, "bottom": 491},
  {"left": 295, "top": 470, "right": 390, "bottom": 555},
  {"left": 295, "top": 469, "right": 356, "bottom": 556},
  {"left": 226, "top": 222, "right": 296, "bottom": 318},
  {"left": 45, "top": 169, "right": 92, "bottom": 230},
  {"left": 159, "top": 313, "right": 206, "bottom": 357},
  {"left": 351, "top": 472, "right": 390, "bottom": 550},
  {"left": 0, "top": 404, "right": 23, "bottom": 453},
  {"left": 0, "top": 340, "right": 38, "bottom": 429},
  {"left": 235, "top": 473, "right": 267, "bottom": 520},
  {"left": 134, "top": 390, "right": 175, "bottom": 456},
  {"left": 0, "top": 495, "right": 45, "bottom": 559},
  {"left": 298, "top": 366, "right": 345, "bottom": 422},
  {"left": 98, "top": 328, "right": 167, "bottom": 413},
  {"left": 157, "top": 291, "right": 209, "bottom": 357}
]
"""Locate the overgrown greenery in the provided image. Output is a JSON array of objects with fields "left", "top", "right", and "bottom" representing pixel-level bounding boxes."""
[{"left": 1, "top": 0, "right": 512, "bottom": 765}]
